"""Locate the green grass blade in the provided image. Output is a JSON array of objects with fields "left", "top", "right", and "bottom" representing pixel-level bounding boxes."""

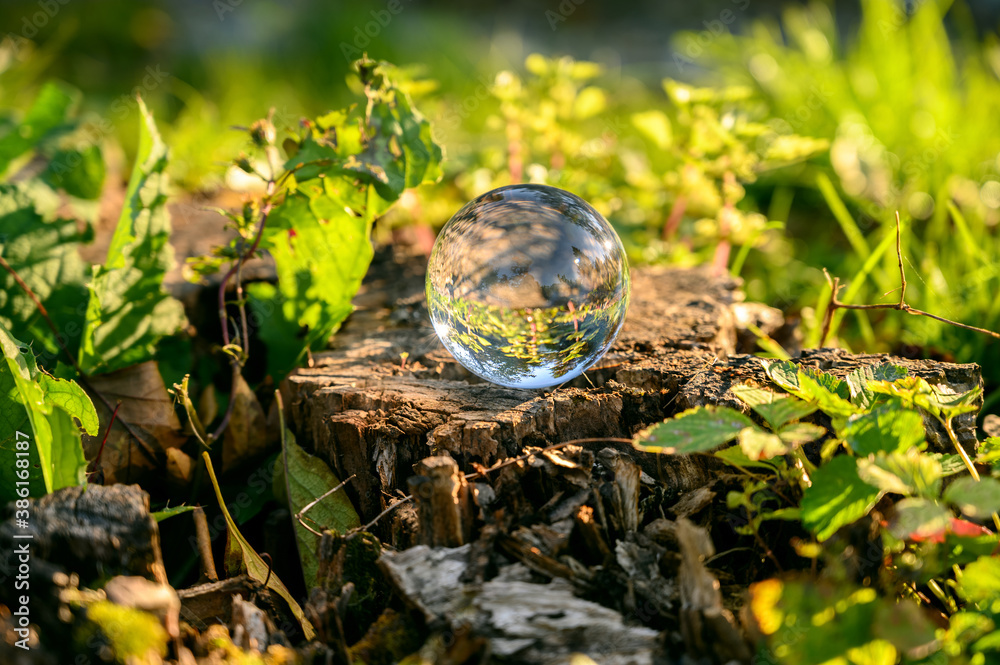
[{"left": 816, "top": 172, "right": 870, "bottom": 261}]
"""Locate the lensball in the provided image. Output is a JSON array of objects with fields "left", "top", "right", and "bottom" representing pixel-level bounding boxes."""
[{"left": 426, "top": 184, "right": 630, "bottom": 389}]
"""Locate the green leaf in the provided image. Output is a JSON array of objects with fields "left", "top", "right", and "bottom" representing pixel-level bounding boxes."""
[
  {"left": 867, "top": 377, "right": 981, "bottom": 421},
  {"left": 41, "top": 145, "right": 106, "bottom": 200},
  {"left": 0, "top": 323, "right": 95, "bottom": 501},
  {"left": 872, "top": 599, "right": 938, "bottom": 654},
  {"left": 78, "top": 97, "right": 185, "bottom": 375},
  {"left": 868, "top": 376, "right": 934, "bottom": 403},
  {"left": 797, "top": 370, "right": 857, "bottom": 419},
  {"left": 737, "top": 422, "right": 824, "bottom": 460},
  {"left": 889, "top": 497, "right": 951, "bottom": 539},
  {"left": 948, "top": 612, "right": 996, "bottom": 650},
  {"left": 778, "top": 422, "right": 826, "bottom": 445},
  {"left": 802, "top": 367, "right": 852, "bottom": 400},
  {"left": 251, "top": 64, "right": 441, "bottom": 381},
  {"left": 763, "top": 359, "right": 800, "bottom": 392},
  {"left": 749, "top": 578, "right": 881, "bottom": 665},
  {"left": 731, "top": 384, "right": 817, "bottom": 429},
  {"left": 979, "top": 437, "right": 1000, "bottom": 466},
  {"left": 843, "top": 406, "right": 926, "bottom": 455},
  {"left": 714, "top": 445, "right": 784, "bottom": 470},
  {"left": 285, "top": 64, "right": 442, "bottom": 202},
  {"left": 0, "top": 183, "right": 90, "bottom": 362},
  {"left": 750, "top": 576, "right": 935, "bottom": 665},
  {"left": 0, "top": 82, "right": 76, "bottom": 175},
  {"left": 847, "top": 641, "right": 897, "bottom": 665},
  {"left": 845, "top": 363, "right": 909, "bottom": 410},
  {"left": 801, "top": 456, "right": 882, "bottom": 541},
  {"left": 738, "top": 428, "right": 788, "bottom": 460},
  {"left": 932, "top": 453, "right": 968, "bottom": 477},
  {"left": 393, "top": 87, "right": 444, "bottom": 189},
  {"left": 151, "top": 504, "right": 198, "bottom": 522},
  {"left": 973, "top": 630, "right": 1000, "bottom": 653},
  {"left": 275, "top": 426, "right": 360, "bottom": 590},
  {"left": 633, "top": 406, "right": 755, "bottom": 455},
  {"left": 45, "top": 404, "right": 89, "bottom": 491},
  {"left": 38, "top": 371, "right": 98, "bottom": 436},
  {"left": 763, "top": 360, "right": 857, "bottom": 419},
  {"left": 958, "top": 556, "right": 1000, "bottom": 605},
  {"left": 201, "top": 451, "right": 316, "bottom": 640},
  {"left": 944, "top": 477, "right": 1000, "bottom": 520},
  {"left": 920, "top": 386, "right": 984, "bottom": 420},
  {"left": 856, "top": 449, "right": 942, "bottom": 498},
  {"left": 248, "top": 186, "right": 366, "bottom": 381}
]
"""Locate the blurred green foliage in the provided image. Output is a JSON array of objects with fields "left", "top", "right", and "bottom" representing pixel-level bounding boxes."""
[
  {"left": 690, "top": 0, "right": 1000, "bottom": 378},
  {"left": 2, "top": 0, "right": 1000, "bottom": 405}
]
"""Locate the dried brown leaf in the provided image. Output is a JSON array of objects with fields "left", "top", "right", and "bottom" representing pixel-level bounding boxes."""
[{"left": 83, "top": 360, "right": 185, "bottom": 483}]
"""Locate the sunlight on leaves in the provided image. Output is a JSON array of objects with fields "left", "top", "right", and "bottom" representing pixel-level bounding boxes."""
[
  {"left": 856, "top": 449, "right": 942, "bottom": 499},
  {"left": 801, "top": 455, "right": 882, "bottom": 542},
  {"left": 732, "top": 384, "right": 818, "bottom": 429},
  {"left": 78, "top": 97, "right": 185, "bottom": 375},
  {"left": 0, "top": 323, "right": 95, "bottom": 501},
  {"left": 944, "top": 477, "right": 1000, "bottom": 520},
  {"left": 633, "top": 406, "right": 754, "bottom": 455}
]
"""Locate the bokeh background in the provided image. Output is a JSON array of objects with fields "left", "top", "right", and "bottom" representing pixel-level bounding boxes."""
[{"left": 5, "top": 0, "right": 1000, "bottom": 408}]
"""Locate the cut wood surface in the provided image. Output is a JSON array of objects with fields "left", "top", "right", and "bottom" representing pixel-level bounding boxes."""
[{"left": 286, "top": 248, "right": 983, "bottom": 528}]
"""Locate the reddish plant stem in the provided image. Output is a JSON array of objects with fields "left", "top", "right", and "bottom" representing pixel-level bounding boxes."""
[
  {"left": 87, "top": 400, "right": 121, "bottom": 483},
  {"left": 92, "top": 401, "right": 122, "bottom": 466},
  {"left": 662, "top": 194, "right": 687, "bottom": 240},
  {"left": 212, "top": 186, "right": 275, "bottom": 443}
]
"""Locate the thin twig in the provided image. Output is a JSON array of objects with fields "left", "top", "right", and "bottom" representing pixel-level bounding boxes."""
[
  {"left": 895, "top": 210, "right": 906, "bottom": 305},
  {"left": 295, "top": 474, "right": 358, "bottom": 534},
  {"left": 752, "top": 526, "right": 785, "bottom": 573},
  {"left": 192, "top": 506, "right": 219, "bottom": 582},
  {"left": 353, "top": 495, "right": 413, "bottom": 535},
  {"left": 820, "top": 212, "right": 1000, "bottom": 347},
  {"left": 0, "top": 254, "right": 158, "bottom": 465}
]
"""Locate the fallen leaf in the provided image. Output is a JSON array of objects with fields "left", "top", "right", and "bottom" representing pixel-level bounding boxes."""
[
  {"left": 222, "top": 373, "right": 269, "bottom": 472},
  {"left": 274, "top": 426, "right": 360, "bottom": 589},
  {"left": 201, "top": 451, "right": 316, "bottom": 640},
  {"left": 165, "top": 447, "right": 194, "bottom": 489},
  {"left": 83, "top": 360, "right": 185, "bottom": 483}
]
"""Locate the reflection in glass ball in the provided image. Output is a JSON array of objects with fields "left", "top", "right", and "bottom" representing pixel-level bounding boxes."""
[{"left": 426, "top": 184, "right": 631, "bottom": 389}]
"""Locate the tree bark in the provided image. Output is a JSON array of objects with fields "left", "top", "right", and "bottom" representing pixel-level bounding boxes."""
[{"left": 285, "top": 248, "right": 983, "bottom": 534}]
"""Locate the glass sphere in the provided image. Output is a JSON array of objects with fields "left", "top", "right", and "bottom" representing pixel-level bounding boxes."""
[{"left": 426, "top": 184, "right": 630, "bottom": 389}]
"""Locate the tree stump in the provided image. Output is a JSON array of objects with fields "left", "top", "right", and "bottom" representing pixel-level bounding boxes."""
[{"left": 284, "top": 247, "right": 983, "bottom": 534}]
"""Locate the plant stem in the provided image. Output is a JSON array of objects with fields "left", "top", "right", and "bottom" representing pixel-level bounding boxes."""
[
  {"left": 792, "top": 448, "right": 814, "bottom": 487},
  {"left": 939, "top": 415, "right": 979, "bottom": 481},
  {"left": 938, "top": 413, "right": 1000, "bottom": 533},
  {"left": 821, "top": 212, "right": 1000, "bottom": 346},
  {"left": 926, "top": 578, "right": 957, "bottom": 614},
  {"left": 211, "top": 184, "right": 275, "bottom": 443}
]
